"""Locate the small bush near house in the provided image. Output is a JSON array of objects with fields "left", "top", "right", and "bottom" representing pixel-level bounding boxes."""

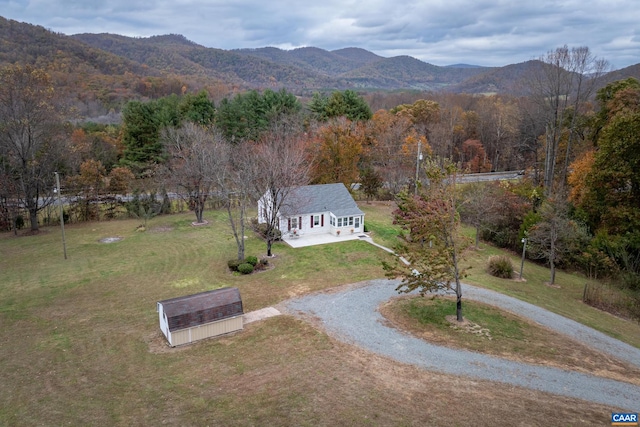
[
  {"left": 227, "top": 259, "right": 243, "bottom": 272},
  {"left": 237, "top": 263, "right": 254, "bottom": 275},
  {"left": 253, "top": 257, "right": 269, "bottom": 272},
  {"left": 245, "top": 255, "right": 258, "bottom": 266},
  {"left": 487, "top": 255, "right": 514, "bottom": 279}
]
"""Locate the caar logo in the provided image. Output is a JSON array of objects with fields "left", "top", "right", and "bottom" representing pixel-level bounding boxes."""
[{"left": 612, "top": 413, "right": 638, "bottom": 426}]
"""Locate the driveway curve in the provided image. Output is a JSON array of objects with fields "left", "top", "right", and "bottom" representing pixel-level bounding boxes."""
[{"left": 283, "top": 279, "right": 640, "bottom": 411}]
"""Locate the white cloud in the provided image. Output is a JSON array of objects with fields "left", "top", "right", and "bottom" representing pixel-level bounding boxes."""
[{"left": 1, "top": 0, "right": 638, "bottom": 68}]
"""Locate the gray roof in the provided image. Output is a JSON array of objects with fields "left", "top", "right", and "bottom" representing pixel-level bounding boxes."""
[
  {"left": 158, "top": 287, "right": 243, "bottom": 332},
  {"left": 280, "top": 183, "right": 364, "bottom": 217}
]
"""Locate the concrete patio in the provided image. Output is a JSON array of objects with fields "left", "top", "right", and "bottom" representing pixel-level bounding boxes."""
[{"left": 282, "top": 232, "right": 370, "bottom": 248}]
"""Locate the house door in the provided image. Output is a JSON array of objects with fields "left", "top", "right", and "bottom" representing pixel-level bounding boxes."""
[{"left": 355, "top": 216, "right": 360, "bottom": 229}]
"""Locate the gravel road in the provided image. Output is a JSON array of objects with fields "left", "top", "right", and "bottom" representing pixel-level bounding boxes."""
[{"left": 284, "top": 278, "right": 640, "bottom": 411}]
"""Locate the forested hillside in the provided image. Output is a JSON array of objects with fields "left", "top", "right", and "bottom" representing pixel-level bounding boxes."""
[{"left": 2, "top": 15, "right": 640, "bottom": 116}]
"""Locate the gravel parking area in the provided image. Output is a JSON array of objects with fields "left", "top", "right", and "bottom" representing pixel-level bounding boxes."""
[{"left": 284, "top": 278, "right": 640, "bottom": 411}]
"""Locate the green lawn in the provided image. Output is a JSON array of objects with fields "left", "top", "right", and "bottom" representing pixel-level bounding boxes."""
[
  {"left": 459, "top": 226, "right": 640, "bottom": 349},
  {"left": 0, "top": 205, "right": 635, "bottom": 425}
]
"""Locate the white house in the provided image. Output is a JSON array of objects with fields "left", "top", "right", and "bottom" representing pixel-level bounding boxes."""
[{"left": 257, "top": 183, "right": 365, "bottom": 238}]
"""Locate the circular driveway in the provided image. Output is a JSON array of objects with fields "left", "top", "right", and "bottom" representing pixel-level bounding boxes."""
[{"left": 284, "top": 279, "right": 640, "bottom": 411}]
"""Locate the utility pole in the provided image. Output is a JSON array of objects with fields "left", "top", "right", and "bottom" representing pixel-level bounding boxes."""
[{"left": 54, "top": 172, "right": 67, "bottom": 259}]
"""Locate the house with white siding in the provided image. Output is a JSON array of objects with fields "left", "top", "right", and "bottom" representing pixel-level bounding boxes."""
[{"left": 257, "top": 183, "right": 365, "bottom": 240}]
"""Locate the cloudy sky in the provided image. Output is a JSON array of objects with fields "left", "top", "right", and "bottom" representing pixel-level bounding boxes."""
[{"left": 2, "top": 0, "right": 639, "bottom": 69}]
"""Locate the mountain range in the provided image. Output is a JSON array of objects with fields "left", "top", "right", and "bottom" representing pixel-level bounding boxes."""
[{"left": 1, "top": 15, "right": 639, "bottom": 101}]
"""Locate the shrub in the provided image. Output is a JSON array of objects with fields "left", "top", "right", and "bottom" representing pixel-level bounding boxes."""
[
  {"left": 14, "top": 215, "right": 24, "bottom": 230},
  {"left": 237, "top": 263, "right": 254, "bottom": 275},
  {"left": 583, "top": 282, "right": 640, "bottom": 321},
  {"left": 487, "top": 255, "right": 513, "bottom": 279},
  {"left": 245, "top": 255, "right": 258, "bottom": 266},
  {"left": 227, "top": 259, "right": 242, "bottom": 271},
  {"left": 251, "top": 218, "right": 282, "bottom": 241},
  {"left": 253, "top": 258, "right": 269, "bottom": 272}
]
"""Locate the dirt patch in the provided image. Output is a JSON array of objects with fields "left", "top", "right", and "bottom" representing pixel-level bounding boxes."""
[
  {"left": 191, "top": 220, "right": 209, "bottom": 226},
  {"left": 99, "top": 236, "right": 122, "bottom": 243},
  {"left": 445, "top": 315, "right": 493, "bottom": 339}
]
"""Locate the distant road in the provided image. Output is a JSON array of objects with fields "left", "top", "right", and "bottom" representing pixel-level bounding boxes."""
[{"left": 458, "top": 170, "right": 524, "bottom": 183}]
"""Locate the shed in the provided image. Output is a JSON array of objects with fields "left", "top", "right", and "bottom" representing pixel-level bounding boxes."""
[{"left": 157, "top": 287, "right": 244, "bottom": 346}]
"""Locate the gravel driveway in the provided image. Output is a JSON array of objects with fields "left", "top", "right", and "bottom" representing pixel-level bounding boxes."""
[{"left": 284, "top": 279, "right": 640, "bottom": 411}]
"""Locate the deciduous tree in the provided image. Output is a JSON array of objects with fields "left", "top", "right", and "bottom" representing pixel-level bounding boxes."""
[
  {"left": 0, "top": 65, "right": 67, "bottom": 231},
  {"left": 460, "top": 139, "right": 491, "bottom": 173},
  {"left": 368, "top": 109, "right": 416, "bottom": 194},
  {"left": 527, "top": 200, "right": 584, "bottom": 285},
  {"left": 528, "top": 45, "right": 608, "bottom": 196},
  {"left": 383, "top": 159, "right": 467, "bottom": 322},
  {"left": 359, "top": 166, "right": 383, "bottom": 202},
  {"left": 253, "top": 119, "right": 310, "bottom": 257},
  {"left": 308, "top": 117, "right": 365, "bottom": 188},
  {"left": 458, "top": 182, "right": 500, "bottom": 248},
  {"left": 161, "top": 122, "right": 227, "bottom": 224},
  {"left": 66, "top": 159, "right": 107, "bottom": 221}
]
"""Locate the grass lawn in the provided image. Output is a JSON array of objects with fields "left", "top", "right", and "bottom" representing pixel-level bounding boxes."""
[
  {"left": 0, "top": 206, "right": 635, "bottom": 426},
  {"left": 459, "top": 226, "right": 640, "bottom": 349},
  {"left": 381, "top": 297, "right": 640, "bottom": 386}
]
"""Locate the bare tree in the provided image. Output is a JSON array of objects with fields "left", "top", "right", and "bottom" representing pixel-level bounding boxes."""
[
  {"left": 222, "top": 140, "right": 257, "bottom": 261},
  {"left": 528, "top": 46, "right": 608, "bottom": 196},
  {"left": 161, "top": 123, "right": 227, "bottom": 223},
  {"left": 476, "top": 96, "right": 520, "bottom": 171},
  {"left": 368, "top": 110, "right": 417, "bottom": 195},
  {"left": 527, "top": 200, "right": 580, "bottom": 285},
  {"left": 0, "top": 65, "right": 67, "bottom": 231},
  {"left": 254, "top": 120, "right": 310, "bottom": 257},
  {"left": 458, "top": 182, "right": 500, "bottom": 249}
]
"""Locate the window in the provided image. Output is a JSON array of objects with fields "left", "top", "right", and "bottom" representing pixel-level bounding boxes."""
[
  {"left": 337, "top": 218, "right": 343, "bottom": 227},
  {"left": 330, "top": 216, "right": 335, "bottom": 226},
  {"left": 355, "top": 216, "right": 360, "bottom": 228},
  {"left": 290, "top": 217, "right": 298, "bottom": 230},
  {"left": 313, "top": 215, "right": 320, "bottom": 226},
  {"left": 348, "top": 217, "right": 354, "bottom": 226}
]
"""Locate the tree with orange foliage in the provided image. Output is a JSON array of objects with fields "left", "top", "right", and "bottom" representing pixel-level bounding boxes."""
[
  {"left": 461, "top": 139, "right": 492, "bottom": 173},
  {"left": 308, "top": 118, "right": 365, "bottom": 188},
  {"left": 567, "top": 150, "right": 595, "bottom": 206},
  {"left": 66, "top": 160, "right": 107, "bottom": 221},
  {"left": 368, "top": 110, "right": 425, "bottom": 194}
]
